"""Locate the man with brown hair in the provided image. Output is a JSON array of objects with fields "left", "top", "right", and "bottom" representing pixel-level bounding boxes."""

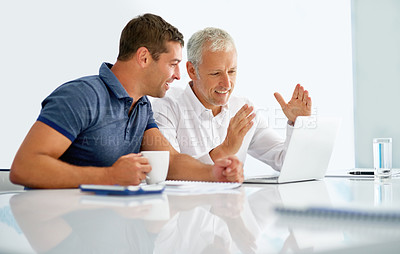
[{"left": 10, "top": 14, "right": 243, "bottom": 189}]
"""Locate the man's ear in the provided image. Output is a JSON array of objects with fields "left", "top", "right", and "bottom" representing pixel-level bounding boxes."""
[
  {"left": 187, "top": 61, "right": 198, "bottom": 80},
  {"left": 136, "top": 47, "right": 151, "bottom": 67}
]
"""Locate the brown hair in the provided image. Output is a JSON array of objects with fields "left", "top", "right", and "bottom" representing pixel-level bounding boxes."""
[{"left": 117, "top": 13, "right": 184, "bottom": 61}]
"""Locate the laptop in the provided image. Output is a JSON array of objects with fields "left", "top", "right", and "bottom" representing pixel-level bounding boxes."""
[{"left": 244, "top": 116, "right": 341, "bottom": 184}]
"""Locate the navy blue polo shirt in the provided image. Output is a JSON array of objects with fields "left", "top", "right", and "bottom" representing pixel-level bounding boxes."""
[{"left": 37, "top": 62, "right": 158, "bottom": 167}]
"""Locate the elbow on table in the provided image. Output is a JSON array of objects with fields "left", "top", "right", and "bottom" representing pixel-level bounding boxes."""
[{"left": 9, "top": 161, "right": 28, "bottom": 186}]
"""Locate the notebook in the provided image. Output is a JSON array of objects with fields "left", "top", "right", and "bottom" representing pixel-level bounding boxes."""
[
  {"left": 164, "top": 180, "right": 241, "bottom": 194},
  {"left": 275, "top": 206, "right": 400, "bottom": 222},
  {"left": 274, "top": 182, "right": 399, "bottom": 247},
  {"left": 244, "top": 116, "right": 341, "bottom": 184},
  {"left": 275, "top": 182, "right": 400, "bottom": 224}
]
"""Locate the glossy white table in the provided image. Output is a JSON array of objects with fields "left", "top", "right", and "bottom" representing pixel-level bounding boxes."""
[{"left": 1, "top": 177, "right": 400, "bottom": 253}]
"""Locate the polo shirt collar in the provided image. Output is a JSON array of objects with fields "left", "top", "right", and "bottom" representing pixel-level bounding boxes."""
[
  {"left": 99, "top": 62, "right": 148, "bottom": 106},
  {"left": 185, "top": 82, "right": 229, "bottom": 122},
  {"left": 99, "top": 62, "right": 130, "bottom": 99}
]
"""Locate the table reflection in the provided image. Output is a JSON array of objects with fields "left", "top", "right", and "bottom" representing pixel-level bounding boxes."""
[
  {"left": 8, "top": 178, "right": 400, "bottom": 253},
  {"left": 9, "top": 187, "right": 266, "bottom": 253},
  {"left": 156, "top": 189, "right": 258, "bottom": 254},
  {"left": 10, "top": 190, "right": 162, "bottom": 253}
]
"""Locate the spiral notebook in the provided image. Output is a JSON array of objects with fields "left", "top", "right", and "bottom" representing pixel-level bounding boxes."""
[
  {"left": 275, "top": 206, "right": 400, "bottom": 223},
  {"left": 164, "top": 180, "right": 241, "bottom": 194},
  {"left": 273, "top": 181, "right": 400, "bottom": 223}
]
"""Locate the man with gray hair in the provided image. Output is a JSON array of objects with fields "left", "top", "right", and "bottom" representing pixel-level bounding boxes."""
[{"left": 152, "top": 27, "right": 312, "bottom": 171}]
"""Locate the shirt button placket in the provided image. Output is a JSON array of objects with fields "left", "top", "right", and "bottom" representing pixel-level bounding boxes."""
[
  {"left": 125, "top": 99, "right": 131, "bottom": 139},
  {"left": 211, "top": 116, "right": 216, "bottom": 147}
]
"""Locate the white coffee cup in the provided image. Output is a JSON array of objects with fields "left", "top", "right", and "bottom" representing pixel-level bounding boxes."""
[{"left": 141, "top": 151, "right": 169, "bottom": 184}]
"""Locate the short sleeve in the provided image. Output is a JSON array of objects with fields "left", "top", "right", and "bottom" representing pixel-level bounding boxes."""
[{"left": 37, "top": 81, "right": 96, "bottom": 142}]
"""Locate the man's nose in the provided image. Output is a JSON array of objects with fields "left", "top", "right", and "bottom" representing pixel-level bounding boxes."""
[
  {"left": 173, "top": 66, "right": 181, "bottom": 80},
  {"left": 220, "top": 73, "right": 231, "bottom": 88}
]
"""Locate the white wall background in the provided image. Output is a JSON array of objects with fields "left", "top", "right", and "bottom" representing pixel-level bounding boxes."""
[
  {"left": 0, "top": 0, "right": 354, "bottom": 175},
  {"left": 352, "top": 0, "right": 400, "bottom": 169}
]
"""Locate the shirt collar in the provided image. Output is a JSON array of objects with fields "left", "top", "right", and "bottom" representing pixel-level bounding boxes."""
[
  {"left": 99, "top": 62, "right": 130, "bottom": 99},
  {"left": 99, "top": 62, "right": 148, "bottom": 105},
  {"left": 185, "top": 82, "right": 229, "bottom": 122}
]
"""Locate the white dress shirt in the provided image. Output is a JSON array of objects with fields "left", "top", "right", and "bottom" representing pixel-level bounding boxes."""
[{"left": 152, "top": 85, "right": 293, "bottom": 171}]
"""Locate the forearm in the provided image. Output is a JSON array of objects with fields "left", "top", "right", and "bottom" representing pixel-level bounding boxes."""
[
  {"left": 10, "top": 152, "right": 111, "bottom": 189},
  {"left": 209, "top": 144, "right": 229, "bottom": 162},
  {"left": 142, "top": 128, "right": 242, "bottom": 182},
  {"left": 208, "top": 104, "right": 255, "bottom": 162},
  {"left": 167, "top": 153, "right": 216, "bottom": 182}
]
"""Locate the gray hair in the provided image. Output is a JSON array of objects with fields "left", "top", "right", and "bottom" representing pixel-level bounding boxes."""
[{"left": 187, "top": 27, "right": 236, "bottom": 73}]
